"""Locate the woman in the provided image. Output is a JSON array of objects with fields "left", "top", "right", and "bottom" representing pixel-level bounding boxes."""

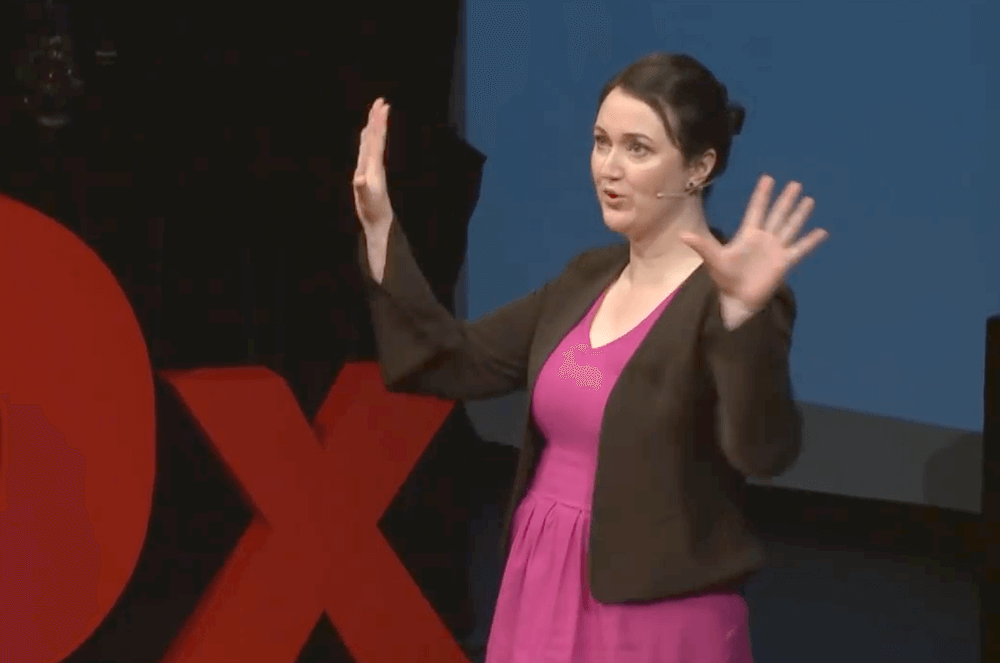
[{"left": 353, "top": 53, "right": 828, "bottom": 662}]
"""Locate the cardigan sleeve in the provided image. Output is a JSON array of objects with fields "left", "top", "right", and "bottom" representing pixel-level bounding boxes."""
[
  {"left": 703, "top": 283, "right": 803, "bottom": 478},
  {"left": 358, "top": 216, "right": 549, "bottom": 400}
]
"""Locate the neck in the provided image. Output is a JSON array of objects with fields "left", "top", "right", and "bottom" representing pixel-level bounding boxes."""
[{"left": 623, "top": 200, "right": 711, "bottom": 288}]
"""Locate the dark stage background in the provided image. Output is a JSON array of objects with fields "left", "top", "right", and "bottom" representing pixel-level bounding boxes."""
[
  {"left": 0, "top": 1, "right": 995, "bottom": 662},
  {"left": 1, "top": 1, "right": 495, "bottom": 661}
]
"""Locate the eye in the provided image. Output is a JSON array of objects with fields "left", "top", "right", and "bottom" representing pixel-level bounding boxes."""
[
  {"left": 628, "top": 142, "right": 649, "bottom": 155},
  {"left": 593, "top": 134, "right": 609, "bottom": 146}
]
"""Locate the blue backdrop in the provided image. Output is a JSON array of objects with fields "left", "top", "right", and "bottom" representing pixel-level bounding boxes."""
[{"left": 463, "top": 0, "right": 1000, "bottom": 432}]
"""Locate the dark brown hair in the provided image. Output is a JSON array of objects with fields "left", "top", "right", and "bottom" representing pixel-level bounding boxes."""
[{"left": 598, "top": 53, "right": 745, "bottom": 201}]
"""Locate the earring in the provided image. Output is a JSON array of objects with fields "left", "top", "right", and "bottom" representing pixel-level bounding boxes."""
[{"left": 685, "top": 181, "right": 696, "bottom": 193}]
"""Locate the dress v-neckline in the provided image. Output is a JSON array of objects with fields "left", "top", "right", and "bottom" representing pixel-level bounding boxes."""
[{"left": 586, "top": 286, "right": 676, "bottom": 351}]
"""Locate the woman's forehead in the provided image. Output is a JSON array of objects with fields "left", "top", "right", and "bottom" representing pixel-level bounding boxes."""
[{"left": 595, "top": 90, "right": 669, "bottom": 139}]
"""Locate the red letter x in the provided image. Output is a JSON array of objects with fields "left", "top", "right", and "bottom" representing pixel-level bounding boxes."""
[{"left": 159, "top": 362, "right": 469, "bottom": 663}]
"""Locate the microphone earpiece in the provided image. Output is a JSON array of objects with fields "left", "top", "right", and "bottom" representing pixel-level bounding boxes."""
[{"left": 655, "top": 178, "right": 714, "bottom": 199}]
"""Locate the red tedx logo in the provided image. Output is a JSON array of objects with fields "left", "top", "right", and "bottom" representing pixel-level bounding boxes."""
[
  {"left": 0, "top": 195, "right": 156, "bottom": 663},
  {"left": 0, "top": 194, "right": 470, "bottom": 663}
]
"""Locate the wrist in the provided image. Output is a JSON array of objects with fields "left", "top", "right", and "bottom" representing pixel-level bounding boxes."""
[
  {"left": 364, "top": 221, "right": 391, "bottom": 248},
  {"left": 719, "top": 295, "right": 759, "bottom": 330}
]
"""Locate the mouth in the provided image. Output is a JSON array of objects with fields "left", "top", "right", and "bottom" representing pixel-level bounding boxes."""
[{"left": 601, "top": 189, "right": 626, "bottom": 206}]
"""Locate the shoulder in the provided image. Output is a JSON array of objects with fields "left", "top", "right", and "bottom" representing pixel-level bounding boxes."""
[{"left": 563, "top": 242, "right": 629, "bottom": 276}]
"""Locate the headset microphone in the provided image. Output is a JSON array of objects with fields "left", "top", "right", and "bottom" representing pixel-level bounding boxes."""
[{"left": 655, "top": 178, "right": 714, "bottom": 199}]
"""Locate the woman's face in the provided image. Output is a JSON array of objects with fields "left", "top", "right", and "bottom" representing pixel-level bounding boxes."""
[{"left": 591, "top": 87, "right": 696, "bottom": 238}]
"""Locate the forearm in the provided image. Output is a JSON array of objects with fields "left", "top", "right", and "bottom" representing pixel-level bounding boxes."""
[
  {"left": 363, "top": 224, "right": 391, "bottom": 283},
  {"left": 357, "top": 218, "right": 543, "bottom": 400},
  {"left": 708, "top": 289, "right": 802, "bottom": 477}
]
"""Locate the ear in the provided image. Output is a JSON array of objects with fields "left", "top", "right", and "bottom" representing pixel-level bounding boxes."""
[{"left": 691, "top": 148, "right": 717, "bottom": 188}]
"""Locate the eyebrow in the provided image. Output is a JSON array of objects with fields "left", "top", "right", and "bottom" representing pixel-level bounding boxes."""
[{"left": 593, "top": 126, "right": 653, "bottom": 142}]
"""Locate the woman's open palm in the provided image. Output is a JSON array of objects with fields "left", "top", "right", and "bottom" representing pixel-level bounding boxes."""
[
  {"left": 682, "top": 175, "right": 828, "bottom": 311},
  {"left": 353, "top": 98, "right": 393, "bottom": 231}
]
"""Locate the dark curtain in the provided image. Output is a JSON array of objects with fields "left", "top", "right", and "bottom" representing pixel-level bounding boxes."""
[{"left": 0, "top": 1, "right": 494, "bottom": 661}]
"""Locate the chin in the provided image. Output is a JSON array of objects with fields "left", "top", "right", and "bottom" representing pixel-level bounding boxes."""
[{"left": 601, "top": 211, "right": 639, "bottom": 235}]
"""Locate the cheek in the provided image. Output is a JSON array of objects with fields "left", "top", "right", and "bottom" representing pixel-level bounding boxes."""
[{"left": 630, "top": 163, "right": 670, "bottom": 196}]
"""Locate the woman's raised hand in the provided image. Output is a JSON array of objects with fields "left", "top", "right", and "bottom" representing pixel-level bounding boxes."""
[
  {"left": 353, "top": 98, "right": 394, "bottom": 233},
  {"left": 681, "top": 174, "right": 828, "bottom": 315}
]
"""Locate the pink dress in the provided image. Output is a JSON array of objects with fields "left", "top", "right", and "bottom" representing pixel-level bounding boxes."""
[{"left": 484, "top": 288, "right": 755, "bottom": 663}]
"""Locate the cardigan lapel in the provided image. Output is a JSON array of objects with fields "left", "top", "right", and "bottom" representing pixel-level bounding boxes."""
[
  {"left": 527, "top": 250, "right": 714, "bottom": 426},
  {"left": 524, "top": 226, "right": 729, "bottom": 421},
  {"left": 525, "top": 244, "right": 630, "bottom": 401},
  {"left": 599, "top": 265, "right": 712, "bottom": 427},
  {"left": 524, "top": 243, "right": 717, "bottom": 438}
]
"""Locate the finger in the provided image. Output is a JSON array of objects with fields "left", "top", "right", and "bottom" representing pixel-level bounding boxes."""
[
  {"left": 354, "top": 127, "right": 369, "bottom": 181},
  {"left": 777, "top": 196, "right": 815, "bottom": 245},
  {"left": 786, "top": 227, "right": 829, "bottom": 266},
  {"left": 367, "top": 103, "right": 390, "bottom": 179},
  {"left": 740, "top": 174, "right": 775, "bottom": 235},
  {"left": 356, "top": 125, "right": 368, "bottom": 165},
  {"left": 764, "top": 180, "right": 802, "bottom": 234},
  {"left": 376, "top": 102, "right": 390, "bottom": 154},
  {"left": 680, "top": 230, "right": 724, "bottom": 265},
  {"left": 362, "top": 114, "right": 378, "bottom": 173},
  {"left": 360, "top": 99, "right": 382, "bottom": 166},
  {"left": 361, "top": 105, "right": 377, "bottom": 167}
]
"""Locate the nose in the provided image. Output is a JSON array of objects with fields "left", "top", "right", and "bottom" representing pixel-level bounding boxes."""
[{"left": 596, "top": 147, "right": 625, "bottom": 179}]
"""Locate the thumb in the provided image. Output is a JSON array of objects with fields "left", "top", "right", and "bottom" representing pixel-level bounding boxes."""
[{"left": 680, "top": 231, "right": 722, "bottom": 264}]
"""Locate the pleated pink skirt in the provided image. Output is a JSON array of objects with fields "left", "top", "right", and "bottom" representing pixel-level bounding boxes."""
[{"left": 483, "top": 464, "right": 755, "bottom": 663}]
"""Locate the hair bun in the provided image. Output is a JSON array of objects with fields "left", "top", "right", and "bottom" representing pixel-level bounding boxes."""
[{"left": 727, "top": 104, "right": 746, "bottom": 136}]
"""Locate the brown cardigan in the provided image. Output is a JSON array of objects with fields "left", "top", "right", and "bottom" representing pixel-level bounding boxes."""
[{"left": 359, "top": 218, "right": 802, "bottom": 604}]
